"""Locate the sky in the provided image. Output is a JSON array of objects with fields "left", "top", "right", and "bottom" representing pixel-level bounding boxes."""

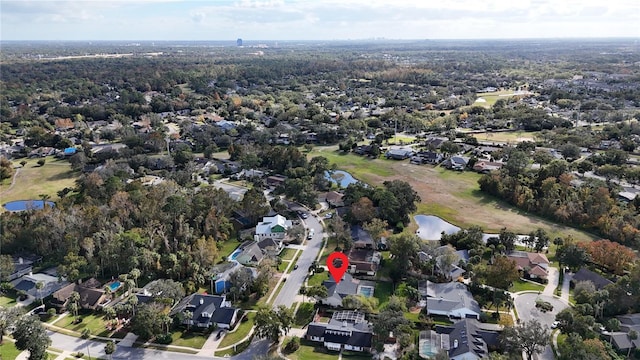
[{"left": 1, "top": 0, "right": 639, "bottom": 41}]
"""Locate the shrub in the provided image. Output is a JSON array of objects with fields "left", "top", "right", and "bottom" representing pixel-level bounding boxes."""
[
  {"left": 155, "top": 333, "right": 172, "bottom": 344},
  {"left": 74, "top": 352, "right": 84, "bottom": 358},
  {"left": 285, "top": 336, "right": 300, "bottom": 353},
  {"left": 37, "top": 159, "right": 46, "bottom": 167},
  {"left": 81, "top": 329, "right": 91, "bottom": 339}
]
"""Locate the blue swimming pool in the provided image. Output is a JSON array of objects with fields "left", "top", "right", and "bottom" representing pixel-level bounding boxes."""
[
  {"left": 228, "top": 248, "right": 242, "bottom": 261},
  {"left": 3, "top": 200, "right": 55, "bottom": 212},
  {"left": 108, "top": 281, "right": 121, "bottom": 292},
  {"left": 358, "top": 286, "right": 375, "bottom": 298}
]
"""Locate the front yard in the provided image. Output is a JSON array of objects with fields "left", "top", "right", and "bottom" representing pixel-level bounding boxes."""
[
  {"left": 170, "top": 329, "right": 209, "bottom": 348},
  {"left": 56, "top": 312, "right": 113, "bottom": 338},
  {"left": 285, "top": 338, "right": 339, "bottom": 360},
  {"left": 0, "top": 294, "right": 17, "bottom": 307},
  {"left": 217, "top": 312, "right": 255, "bottom": 348},
  {"left": 510, "top": 279, "right": 545, "bottom": 293}
]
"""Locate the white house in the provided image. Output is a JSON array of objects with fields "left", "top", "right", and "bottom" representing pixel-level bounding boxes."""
[{"left": 254, "top": 215, "right": 292, "bottom": 241}]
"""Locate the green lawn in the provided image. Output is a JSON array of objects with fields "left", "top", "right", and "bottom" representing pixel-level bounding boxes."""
[
  {"left": 286, "top": 339, "right": 339, "bottom": 360},
  {"left": 217, "top": 312, "right": 255, "bottom": 348},
  {"left": 0, "top": 156, "right": 79, "bottom": 204},
  {"left": 510, "top": 279, "right": 545, "bottom": 293},
  {"left": 0, "top": 341, "right": 22, "bottom": 360},
  {"left": 404, "top": 311, "right": 421, "bottom": 323},
  {"left": 294, "top": 302, "right": 315, "bottom": 327},
  {"left": 0, "top": 295, "right": 18, "bottom": 307},
  {"left": 307, "top": 272, "right": 330, "bottom": 287},
  {"left": 170, "top": 329, "right": 208, "bottom": 349},
  {"left": 217, "top": 239, "right": 241, "bottom": 259},
  {"left": 280, "top": 248, "right": 297, "bottom": 261},
  {"left": 307, "top": 147, "right": 393, "bottom": 183},
  {"left": 56, "top": 313, "right": 111, "bottom": 337},
  {"left": 373, "top": 282, "right": 394, "bottom": 310}
]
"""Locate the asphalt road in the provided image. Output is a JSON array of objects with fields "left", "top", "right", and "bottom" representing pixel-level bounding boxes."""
[
  {"left": 48, "top": 330, "right": 270, "bottom": 360},
  {"left": 272, "top": 203, "right": 324, "bottom": 308},
  {"left": 513, "top": 293, "right": 569, "bottom": 360}
]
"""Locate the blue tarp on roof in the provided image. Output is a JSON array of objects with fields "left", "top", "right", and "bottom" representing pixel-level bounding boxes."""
[{"left": 64, "top": 147, "right": 77, "bottom": 155}]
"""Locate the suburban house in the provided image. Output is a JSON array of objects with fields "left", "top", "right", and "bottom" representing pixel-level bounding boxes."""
[
  {"left": 326, "top": 191, "right": 346, "bottom": 207},
  {"left": 608, "top": 313, "right": 640, "bottom": 354},
  {"left": 418, "top": 151, "right": 444, "bottom": 164},
  {"left": 472, "top": 160, "right": 503, "bottom": 173},
  {"left": 346, "top": 248, "right": 381, "bottom": 276},
  {"left": 570, "top": 267, "right": 614, "bottom": 291},
  {"left": 52, "top": 278, "right": 108, "bottom": 310},
  {"left": 171, "top": 293, "right": 239, "bottom": 330},
  {"left": 418, "top": 246, "right": 469, "bottom": 280},
  {"left": 419, "top": 281, "right": 481, "bottom": 320},
  {"left": 11, "top": 271, "right": 67, "bottom": 301},
  {"left": 444, "top": 156, "right": 470, "bottom": 171},
  {"left": 235, "top": 242, "right": 265, "bottom": 266},
  {"left": 306, "top": 311, "right": 373, "bottom": 353},
  {"left": 421, "top": 319, "right": 501, "bottom": 360},
  {"left": 209, "top": 262, "right": 257, "bottom": 294},
  {"left": 5, "top": 255, "right": 42, "bottom": 281},
  {"left": 266, "top": 175, "right": 287, "bottom": 188},
  {"left": 319, "top": 273, "right": 377, "bottom": 307},
  {"left": 506, "top": 251, "right": 550, "bottom": 280},
  {"left": 351, "top": 225, "right": 374, "bottom": 249},
  {"left": 257, "top": 237, "right": 284, "bottom": 256},
  {"left": 254, "top": 215, "right": 292, "bottom": 241},
  {"left": 385, "top": 148, "right": 414, "bottom": 160}
]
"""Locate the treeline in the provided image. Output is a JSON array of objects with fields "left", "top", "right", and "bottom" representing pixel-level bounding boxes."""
[
  {"left": 478, "top": 161, "right": 640, "bottom": 250},
  {"left": 0, "top": 162, "right": 273, "bottom": 292}
]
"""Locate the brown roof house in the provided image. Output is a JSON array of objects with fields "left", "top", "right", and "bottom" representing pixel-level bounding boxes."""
[
  {"left": 52, "top": 278, "right": 108, "bottom": 310},
  {"left": 347, "top": 249, "right": 381, "bottom": 276},
  {"left": 507, "top": 251, "right": 549, "bottom": 280},
  {"left": 326, "top": 191, "right": 345, "bottom": 207}
]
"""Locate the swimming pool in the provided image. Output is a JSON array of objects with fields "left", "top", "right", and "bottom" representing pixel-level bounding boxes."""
[
  {"left": 358, "top": 286, "right": 374, "bottom": 298},
  {"left": 108, "top": 281, "right": 122, "bottom": 292},
  {"left": 228, "top": 248, "right": 242, "bottom": 261},
  {"left": 3, "top": 200, "right": 55, "bottom": 212}
]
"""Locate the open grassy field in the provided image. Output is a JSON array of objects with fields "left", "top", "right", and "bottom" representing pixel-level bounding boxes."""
[
  {"left": 460, "top": 130, "right": 541, "bottom": 144},
  {"left": 310, "top": 147, "right": 597, "bottom": 242},
  {"left": 474, "top": 89, "right": 528, "bottom": 108},
  {"left": 0, "top": 156, "right": 78, "bottom": 205}
]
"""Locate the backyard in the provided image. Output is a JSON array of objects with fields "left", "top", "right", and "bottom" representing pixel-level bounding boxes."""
[{"left": 285, "top": 338, "right": 339, "bottom": 360}]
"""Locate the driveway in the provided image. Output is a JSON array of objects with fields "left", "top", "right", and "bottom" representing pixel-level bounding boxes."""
[{"left": 271, "top": 202, "right": 324, "bottom": 309}]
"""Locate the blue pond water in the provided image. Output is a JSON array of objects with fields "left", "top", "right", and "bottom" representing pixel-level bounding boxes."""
[
  {"left": 3, "top": 200, "right": 55, "bottom": 212},
  {"left": 324, "top": 170, "right": 359, "bottom": 188},
  {"left": 414, "top": 215, "right": 461, "bottom": 240}
]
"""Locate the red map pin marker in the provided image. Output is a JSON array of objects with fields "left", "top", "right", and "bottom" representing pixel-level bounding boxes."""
[{"left": 327, "top": 252, "right": 349, "bottom": 284}]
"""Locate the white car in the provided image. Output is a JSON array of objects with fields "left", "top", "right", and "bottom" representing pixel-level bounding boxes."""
[
  {"left": 324, "top": 212, "right": 333, "bottom": 219},
  {"left": 551, "top": 321, "right": 560, "bottom": 329}
]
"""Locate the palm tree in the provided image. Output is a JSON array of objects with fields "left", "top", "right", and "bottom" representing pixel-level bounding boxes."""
[
  {"left": 67, "top": 291, "right": 80, "bottom": 323},
  {"left": 35, "top": 281, "right": 44, "bottom": 306},
  {"left": 104, "top": 340, "right": 116, "bottom": 360},
  {"left": 129, "top": 268, "right": 141, "bottom": 289},
  {"left": 182, "top": 310, "right": 193, "bottom": 331},
  {"left": 38, "top": 193, "right": 51, "bottom": 208}
]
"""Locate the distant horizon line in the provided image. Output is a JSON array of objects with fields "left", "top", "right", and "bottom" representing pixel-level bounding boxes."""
[{"left": 1, "top": 36, "right": 639, "bottom": 43}]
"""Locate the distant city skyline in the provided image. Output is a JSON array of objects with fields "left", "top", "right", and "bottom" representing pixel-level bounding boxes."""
[{"left": 1, "top": 0, "right": 639, "bottom": 41}]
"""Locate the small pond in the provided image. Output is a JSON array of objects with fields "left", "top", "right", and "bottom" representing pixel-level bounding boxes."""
[
  {"left": 414, "top": 215, "right": 461, "bottom": 240},
  {"left": 325, "top": 170, "right": 359, "bottom": 188},
  {"left": 3, "top": 200, "right": 55, "bottom": 212}
]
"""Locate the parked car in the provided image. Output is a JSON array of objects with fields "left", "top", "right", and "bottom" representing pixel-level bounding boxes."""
[
  {"left": 307, "top": 228, "right": 315, "bottom": 239},
  {"left": 551, "top": 321, "right": 559, "bottom": 329},
  {"left": 216, "top": 330, "right": 224, "bottom": 339},
  {"left": 293, "top": 264, "right": 298, "bottom": 270},
  {"left": 324, "top": 212, "right": 333, "bottom": 219}
]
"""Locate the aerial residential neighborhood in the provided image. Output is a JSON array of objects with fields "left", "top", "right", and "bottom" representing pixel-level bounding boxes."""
[{"left": 1, "top": 4, "right": 640, "bottom": 360}]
